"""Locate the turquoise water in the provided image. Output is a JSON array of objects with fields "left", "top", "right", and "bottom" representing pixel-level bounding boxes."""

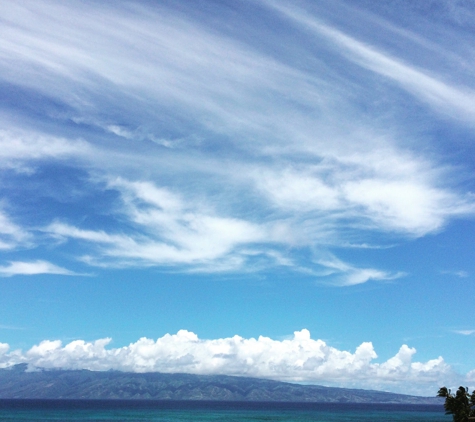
[{"left": 0, "top": 400, "right": 451, "bottom": 421}]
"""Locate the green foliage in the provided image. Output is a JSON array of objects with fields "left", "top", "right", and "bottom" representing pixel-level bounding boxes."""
[{"left": 438, "top": 386, "right": 475, "bottom": 422}]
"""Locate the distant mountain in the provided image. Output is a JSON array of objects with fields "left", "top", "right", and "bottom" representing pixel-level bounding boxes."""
[{"left": 0, "top": 364, "right": 441, "bottom": 404}]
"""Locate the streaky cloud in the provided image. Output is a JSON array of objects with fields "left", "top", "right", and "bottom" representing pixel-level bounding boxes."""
[
  {"left": 0, "top": 260, "right": 79, "bottom": 277},
  {"left": 270, "top": 2, "right": 475, "bottom": 124},
  {"left": 0, "top": 210, "right": 31, "bottom": 251},
  {"left": 45, "top": 178, "right": 269, "bottom": 271},
  {"left": 453, "top": 330, "right": 475, "bottom": 336},
  {"left": 0, "top": 0, "right": 473, "bottom": 286},
  {"left": 314, "top": 253, "right": 405, "bottom": 286}
]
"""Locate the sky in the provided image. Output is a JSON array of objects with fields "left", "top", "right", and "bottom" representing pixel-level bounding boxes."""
[{"left": 0, "top": 0, "right": 474, "bottom": 396}]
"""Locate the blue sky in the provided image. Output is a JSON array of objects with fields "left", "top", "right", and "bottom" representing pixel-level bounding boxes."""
[{"left": 0, "top": 0, "right": 475, "bottom": 395}]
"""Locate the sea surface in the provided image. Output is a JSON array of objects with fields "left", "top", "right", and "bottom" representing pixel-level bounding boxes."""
[{"left": 0, "top": 400, "right": 451, "bottom": 422}]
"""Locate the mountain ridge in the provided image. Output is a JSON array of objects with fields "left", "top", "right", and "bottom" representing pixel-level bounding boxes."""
[{"left": 0, "top": 364, "right": 441, "bottom": 404}]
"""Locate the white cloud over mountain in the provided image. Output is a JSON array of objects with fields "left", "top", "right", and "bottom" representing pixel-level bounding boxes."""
[{"left": 0, "top": 330, "right": 454, "bottom": 395}]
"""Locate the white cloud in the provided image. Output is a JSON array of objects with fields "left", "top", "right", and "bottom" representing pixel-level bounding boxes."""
[
  {"left": 0, "top": 0, "right": 326, "bottom": 146},
  {"left": 321, "top": 27, "right": 475, "bottom": 123},
  {"left": 0, "top": 324, "right": 24, "bottom": 330},
  {"left": 0, "top": 129, "right": 91, "bottom": 163},
  {"left": 441, "top": 270, "right": 469, "bottom": 278},
  {"left": 0, "top": 210, "right": 31, "bottom": 250},
  {"left": 256, "top": 168, "right": 341, "bottom": 212},
  {"left": 315, "top": 254, "right": 404, "bottom": 286},
  {"left": 43, "top": 170, "right": 464, "bottom": 284},
  {"left": 0, "top": 329, "right": 454, "bottom": 395},
  {"left": 270, "top": 2, "right": 475, "bottom": 124},
  {"left": 48, "top": 222, "right": 127, "bottom": 245},
  {"left": 453, "top": 330, "right": 475, "bottom": 336},
  {"left": 0, "top": 260, "right": 77, "bottom": 277},
  {"left": 251, "top": 143, "right": 474, "bottom": 240},
  {"left": 0, "top": 343, "right": 9, "bottom": 356},
  {"left": 0, "top": 0, "right": 473, "bottom": 284},
  {"left": 342, "top": 179, "right": 461, "bottom": 235},
  {"left": 46, "top": 178, "right": 268, "bottom": 271},
  {"left": 465, "top": 369, "right": 475, "bottom": 383}
]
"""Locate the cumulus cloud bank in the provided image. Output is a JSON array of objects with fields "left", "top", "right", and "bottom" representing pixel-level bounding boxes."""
[{"left": 0, "top": 330, "right": 454, "bottom": 395}]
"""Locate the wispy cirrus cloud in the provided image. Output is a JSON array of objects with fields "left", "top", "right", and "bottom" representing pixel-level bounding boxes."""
[
  {"left": 0, "top": 211, "right": 31, "bottom": 251},
  {"left": 0, "top": 130, "right": 91, "bottom": 161},
  {"left": 314, "top": 253, "right": 405, "bottom": 286},
  {"left": 0, "top": 0, "right": 473, "bottom": 287},
  {"left": 43, "top": 176, "right": 409, "bottom": 283},
  {"left": 453, "top": 330, "right": 475, "bottom": 336},
  {"left": 46, "top": 178, "right": 268, "bottom": 271},
  {"left": 0, "top": 325, "right": 24, "bottom": 330},
  {"left": 0, "top": 260, "right": 78, "bottom": 277},
  {"left": 270, "top": 1, "right": 475, "bottom": 124},
  {"left": 441, "top": 270, "right": 469, "bottom": 278},
  {"left": 252, "top": 153, "right": 474, "bottom": 238}
]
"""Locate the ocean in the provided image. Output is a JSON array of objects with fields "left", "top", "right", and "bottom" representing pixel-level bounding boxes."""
[{"left": 0, "top": 400, "right": 451, "bottom": 422}]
